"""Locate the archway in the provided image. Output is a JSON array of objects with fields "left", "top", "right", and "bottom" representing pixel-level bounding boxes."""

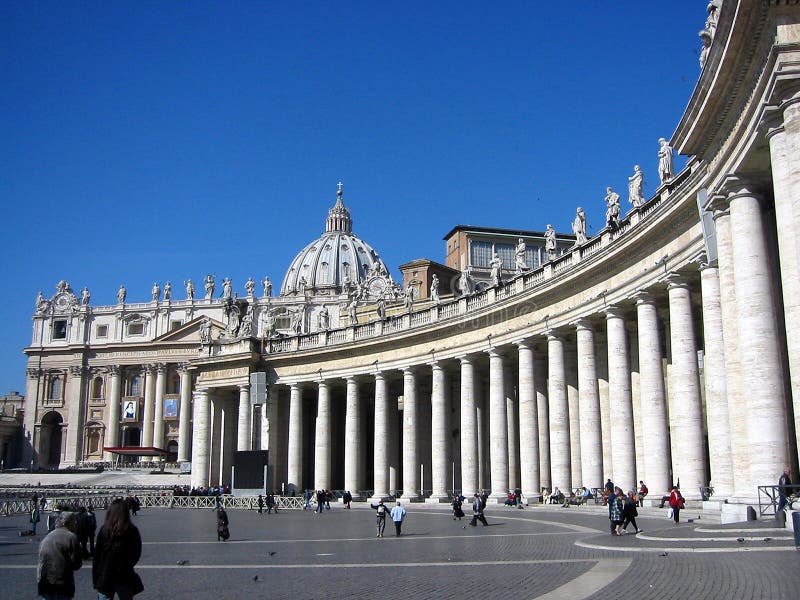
[
  {"left": 166, "top": 440, "right": 178, "bottom": 463},
  {"left": 39, "top": 411, "right": 63, "bottom": 469}
]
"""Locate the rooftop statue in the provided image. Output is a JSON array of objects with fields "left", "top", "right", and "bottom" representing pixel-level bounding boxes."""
[
  {"left": 185, "top": 279, "right": 195, "bottom": 301},
  {"left": 117, "top": 285, "right": 127, "bottom": 304},
  {"left": 430, "top": 274, "right": 440, "bottom": 305},
  {"left": 347, "top": 298, "right": 358, "bottom": 325},
  {"left": 204, "top": 274, "right": 215, "bottom": 300},
  {"left": 628, "top": 165, "right": 645, "bottom": 208},
  {"left": 151, "top": 282, "right": 160, "bottom": 302},
  {"left": 262, "top": 276, "right": 272, "bottom": 298},
  {"left": 222, "top": 277, "right": 232, "bottom": 300},
  {"left": 245, "top": 277, "right": 256, "bottom": 297},
  {"left": 515, "top": 239, "right": 529, "bottom": 273},
  {"left": 572, "top": 207, "right": 588, "bottom": 245},
  {"left": 318, "top": 305, "right": 330, "bottom": 330},
  {"left": 544, "top": 224, "right": 557, "bottom": 259},
  {"left": 199, "top": 318, "right": 212, "bottom": 345},
  {"left": 163, "top": 281, "right": 172, "bottom": 301},
  {"left": 81, "top": 287, "right": 91, "bottom": 306},
  {"left": 489, "top": 253, "right": 503, "bottom": 287},
  {"left": 605, "top": 187, "right": 621, "bottom": 229},
  {"left": 658, "top": 138, "right": 674, "bottom": 185}
]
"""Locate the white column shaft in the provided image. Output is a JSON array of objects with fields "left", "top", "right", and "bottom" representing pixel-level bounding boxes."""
[
  {"left": 547, "top": 335, "right": 570, "bottom": 492},
  {"left": 459, "top": 357, "right": 478, "bottom": 497},
  {"left": 344, "top": 377, "right": 361, "bottom": 497},
  {"left": 105, "top": 370, "right": 122, "bottom": 458},
  {"left": 153, "top": 365, "right": 166, "bottom": 449},
  {"left": 142, "top": 368, "right": 155, "bottom": 447},
  {"left": 177, "top": 369, "right": 192, "bottom": 462},
  {"left": 488, "top": 350, "right": 509, "bottom": 499},
  {"left": 314, "top": 381, "right": 331, "bottom": 490},
  {"left": 373, "top": 373, "right": 389, "bottom": 499},
  {"left": 606, "top": 309, "right": 635, "bottom": 490},
  {"left": 535, "top": 354, "right": 551, "bottom": 490},
  {"left": 431, "top": 363, "right": 449, "bottom": 499},
  {"left": 576, "top": 322, "right": 602, "bottom": 489},
  {"left": 565, "top": 345, "right": 581, "bottom": 488},
  {"left": 237, "top": 384, "right": 251, "bottom": 451},
  {"left": 402, "top": 369, "right": 420, "bottom": 500},
  {"left": 517, "top": 342, "right": 540, "bottom": 501},
  {"left": 189, "top": 389, "right": 210, "bottom": 489}
]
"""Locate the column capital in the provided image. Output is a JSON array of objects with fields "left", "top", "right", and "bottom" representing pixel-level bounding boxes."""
[
  {"left": 664, "top": 273, "right": 690, "bottom": 291},
  {"left": 633, "top": 291, "right": 657, "bottom": 306},
  {"left": 176, "top": 363, "right": 190, "bottom": 374},
  {"left": 573, "top": 318, "right": 594, "bottom": 332},
  {"left": 70, "top": 365, "right": 86, "bottom": 377},
  {"left": 604, "top": 305, "right": 625, "bottom": 320},
  {"left": 430, "top": 360, "right": 444, "bottom": 372},
  {"left": 545, "top": 330, "right": 563, "bottom": 342},
  {"left": 716, "top": 174, "right": 767, "bottom": 203},
  {"left": 238, "top": 383, "right": 250, "bottom": 393},
  {"left": 154, "top": 362, "right": 167, "bottom": 374},
  {"left": 373, "top": 371, "right": 386, "bottom": 382},
  {"left": 26, "top": 368, "right": 43, "bottom": 379},
  {"left": 707, "top": 192, "right": 730, "bottom": 217},
  {"left": 402, "top": 366, "right": 418, "bottom": 376},
  {"left": 513, "top": 337, "right": 534, "bottom": 349},
  {"left": 193, "top": 388, "right": 209, "bottom": 399},
  {"left": 457, "top": 353, "right": 477, "bottom": 364},
  {"left": 143, "top": 364, "right": 156, "bottom": 375},
  {"left": 108, "top": 365, "right": 121, "bottom": 376}
]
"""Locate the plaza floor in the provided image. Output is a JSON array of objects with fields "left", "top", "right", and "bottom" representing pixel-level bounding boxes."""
[{"left": 1, "top": 502, "right": 797, "bottom": 599}]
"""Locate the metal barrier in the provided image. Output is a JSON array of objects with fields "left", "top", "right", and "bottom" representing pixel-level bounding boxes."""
[{"left": 758, "top": 484, "right": 800, "bottom": 518}]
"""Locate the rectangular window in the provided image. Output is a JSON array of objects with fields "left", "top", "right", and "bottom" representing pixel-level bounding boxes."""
[
  {"left": 470, "top": 241, "right": 493, "bottom": 268},
  {"left": 128, "top": 323, "right": 144, "bottom": 336},
  {"left": 170, "top": 320, "right": 182, "bottom": 331},
  {"left": 96, "top": 324, "right": 108, "bottom": 338},
  {"left": 496, "top": 243, "right": 515, "bottom": 269},
  {"left": 52, "top": 320, "right": 67, "bottom": 340}
]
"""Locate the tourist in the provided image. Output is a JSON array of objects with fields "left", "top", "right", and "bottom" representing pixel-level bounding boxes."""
[
  {"left": 37, "top": 511, "right": 82, "bottom": 599},
  {"left": 609, "top": 488, "right": 625, "bottom": 536},
  {"left": 28, "top": 501, "right": 41, "bottom": 536},
  {"left": 390, "top": 501, "right": 407, "bottom": 536},
  {"left": 257, "top": 494, "right": 264, "bottom": 515},
  {"left": 668, "top": 486, "right": 685, "bottom": 525},
  {"left": 638, "top": 481, "right": 648, "bottom": 507},
  {"left": 370, "top": 499, "right": 388, "bottom": 537},
  {"left": 452, "top": 495, "right": 465, "bottom": 520},
  {"left": 469, "top": 493, "right": 488, "bottom": 527},
  {"left": 777, "top": 468, "right": 793, "bottom": 512},
  {"left": 93, "top": 499, "right": 144, "bottom": 599},
  {"left": 216, "top": 507, "right": 230, "bottom": 541},
  {"left": 342, "top": 490, "right": 352, "bottom": 509},
  {"left": 266, "top": 494, "right": 277, "bottom": 514},
  {"left": 621, "top": 490, "right": 641, "bottom": 534}
]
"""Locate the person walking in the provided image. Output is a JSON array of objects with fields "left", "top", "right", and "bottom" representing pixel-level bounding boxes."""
[
  {"left": 92, "top": 499, "right": 144, "bottom": 600},
  {"left": 342, "top": 490, "right": 352, "bottom": 509},
  {"left": 621, "top": 490, "right": 641, "bottom": 534},
  {"left": 469, "top": 493, "right": 488, "bottom": 526},
  {"left": 668, "top": 486, "right": 685, "bottom": 525},
  {"left": 28, "top": 502, "right": 41, "bottom": 536},
  {"left": 390, "top": 501, "right": 407, "bottom": 536},
  {"left": 370, "top": 499, "right": 388, "bottom": 537},
  {"left": 216, "top": 507, "right": 230, "bottom": 541},
  {"left": 609, "top": 488, "right": 625, "bottom": 536},
  {"left": 266, "top": 494, "right": 277, "bottom": 514},
  {"left": 86, "top": 505, "right": 97, "bottom": 557},
  {"left": 37, "top": 511, "right": 82, "bottom": 600},
  {"left": 451, "top": 496, "right": 465, "bottom": 520},
  {"left": 777, "top": 468, "right": 793, "bottom": 512},
  {"left": 257, "top": 495, "right": 264, "bottom": 515}
]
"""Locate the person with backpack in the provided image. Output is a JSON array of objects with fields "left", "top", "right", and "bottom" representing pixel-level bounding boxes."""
[
  {"left": 469, "top": 493, "right": 488, "bottom": 526},
  {"left": 668, "top": 486, "right": 685, "bottom": 525},
  {"left": 369, "top": 499, "right": 388, "bottom": 537}
]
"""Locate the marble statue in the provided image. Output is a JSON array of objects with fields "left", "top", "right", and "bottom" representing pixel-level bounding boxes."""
[
  {"left": 348, "top": 298, "right": 358, "bottom": 325},
  {"left": 222, "top": 277, "right": 232, "bottom": 300},
  {"left": 404, "top": 285, "right": 414, "bottom": 311},
  {"left": 298, "top": 276, "right": 307, "bottom": 295},
  {"left": 605, "top": 187, "right": 621, "bottom": 229},
  {"left": 199, "top": 318, "right": 212, "bottom": 344},
  {"left": 226, "top": 303, "right": 241, "bottom": 335},
  {"left": 245, "top": 277, "right": 255, "bottom": 297},
  {"left": 459, "top": 266, "right": 475, "bottom": 296},
  {"left": 81, "top": 287, "right": 90, "bottom": 306},
  {"left": 545, "top": 225, "right": 557, "bottom": 259},
  {"left": 377, "top": 297, "right": 387, "bottom": 320},
  {"left": 204, "top": 275, "right": 215, "bottom": 300},
  {"left": 163, "top": 281, "right": 172, "bottom": 301},
  {"left": 514, "top": 238, "right": 529, "bottom": 273},
  {"left": 186, "top": 279, "right": 195, "bottom": 301},
  {"left": 262, "top": 276, "right": 272, "bottom": 298},
  {"left": 699, "top": 28, "right": 712, "bottom": 70},
  {"left": 117, "top": 285, "right": 127, "bottom": 304},
  {"left": 260, "top": 309, "right": 276, "bottom": 338},
  {"left": 658, "top": 138, "right": 674, "bottom": 185},
  {"left": 628, "top": 165, "right": 645, "bottom": 207},
  {"left": 56, "top": 280, "right": 69, "bottom": 294},
  {"left": 489, "top": 253, "right": 503, "bottom": 287},
  {"left": 239, "top": 304, "right": 254, "bottom": 337},
  {"left": 430, "top": 274, "right": 440, "bottom": 304},
  {"left": 318, "top": 305, "right": 330, "bottom": 330},
  {"left": 572, "top": 207, "right": 588, "bottom": 245},
  {"left": 151, "top": 282, "right": 160, "bottom": 302},
  {"left": 290, "top": 309, "right": 303, "bottom": 334},
  {"left": 36, "top": 291, "right": 44, "bottom": 310}
]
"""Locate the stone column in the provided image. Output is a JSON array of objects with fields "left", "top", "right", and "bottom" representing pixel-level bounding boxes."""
[
  {"left": 504, "top": 363, "right": 519, "bottom": 491},
  {"left": 64, "top": 366, "right": 86, "bottom": 465},
  {"left": 547, "top": 334, "right": 570, "bottom": 492},
  {"left": 23, "top": 368, "right": 42, "bottom": 467},
  {"left": 209, "top": 396, "right": 222, "bottom": 486},
  {"left": 459, "top": 356, "right": 478, "bottom": 497},
  {"left": 575, "top": 320, "right": 602, "bottom": 490},
  {"left": 344, "top": 376, "right": 361, "bottom": 498},
  {"left": 488, "top": 349, "right": 509, "bottom": 501},
  {"left": 565, "top": 342, "right": 581, "bottom": 488},
  {"left": 430, "top": 361, "right": 449, "bottom": 501},
  {"left": 535, "top": 353, "right": 551, "bottom": 490},
  {"left": 141, "top": 365, "right": 155, "bottom": 447},
  {"left": 401, "top": 368, "right": 420, "bottom": 500},
  {"left": 516, "top": 341, "right": 540, "bottom": 502},
  {"left": 595, "top": 330, "right": 612, "bottom": 484},
  {"left": 372, "top": 373, "right": 389, "bottom": 499},
  {"left": 237, "top": 384, "right": 251, "bottom": 451},
  {"left": 727, "top": 178, "right": 791, "bottom": 497},
  {"left": 153, "top": 364, "right": 166, "bottom": 449},
  {"left": 666, "top": 277, "right": 707, "bottom": 500},
  {"left": 314, "top": 380, "right": 331, "bottom": 490},
  {"left": 176, "top": 366, "right": 192, "bottom": 462},
  {"left": 190, "top": 389, "right": 210, "bottom": 489},
  {"left": 221, "top": 397, "right": 237, "bottom": 486},
  {"left": 765, "top": 96, "right": 800, "bottom": 463},
  {"left": 286, "top": 383, "right": 304, "bottom": 491},
  {"left": 606, "top": 307, "right": 635, "bottom": 489},
  {"left": 105, "top": 366, "right": 122, "bottom": 460},
  {"left": 635, "top": 293, "right": 671, "bottom": 497},
  {"left": 711, "top": 203, "right": 749, "bottom": 500},
  {"left": 699, "top": 264, "right": 735, "bottom": 499}
]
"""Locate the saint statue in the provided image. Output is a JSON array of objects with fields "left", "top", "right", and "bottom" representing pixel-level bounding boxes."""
[
  {"left": 204, "top": 275, "right": 215, "bottom": 300},
  {"left": 81, "top": 287, "right": 91, "bottom": 306},
  {"left": 245, "top": 277, "right": 256, "bottom": 297},
  {"left": 186, "top": 279, "right": 195, "bottom": 300},
  {"left": 318, "top": 306, "right": 330, "bottom": 330},
  {"left": 222, "top": 277, "right": 232, "bottom": 300},
  {"left": 430, "top": 274, "right": 440, "bottom": 304},
  {"left": 514, "top": 238, "right": 528, "bottom": 273},
  {"left": 572, "top": 207, "right": 588, "bottom": 245},
  {"left": 658, "top": 138, "right": 674, "bottom": 185},
  {"left": 117, "top": 285, "right": 127, "bottom": 304},
  {"left": 262, "top": 276, "right": 272, "bottom": 298},
  {"left": 605, "top": 187, "right": 621, "bottom": 229},
  {"left": 404, "top": 285, "right": 414, "bottom": 312},
  {"left": 151, "top": 282, "right": 160, "bottom": 302},
  {"left": 163, "top": 281, "right": 172, "bottom": 301},
  {"left": 544, "top": 225, "right": 557, "bottom": 260},
  {"left": 199, "top": 318, "right": 212, "bottom": 345},
  {"left": 628, "top": 165, "right": 645, "bottom": 207},
  {"left": 489, "top": 253, "right": 503, "bottom": 287},
  {"left": 347, "top": 298, "right": 358, "bottom": 325}
]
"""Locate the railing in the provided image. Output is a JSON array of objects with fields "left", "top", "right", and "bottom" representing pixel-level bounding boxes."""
[{"left": 757, "top": 484, "right": 800, "bottom": 518}]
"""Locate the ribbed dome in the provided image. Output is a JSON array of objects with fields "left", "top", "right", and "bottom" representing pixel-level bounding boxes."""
[{"left": 280, "top": 184, "right": 389, "bottom": 296}]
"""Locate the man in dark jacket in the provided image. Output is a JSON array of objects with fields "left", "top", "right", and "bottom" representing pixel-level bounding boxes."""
[
  {"left": 37, "top": 511, "right": 82, "bottom": 599},
  {"left": 778, "top": 468, "right": 793, "bottom": 512}
]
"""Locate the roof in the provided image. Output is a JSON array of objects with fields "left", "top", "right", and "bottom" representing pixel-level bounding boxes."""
[
  {"left": 442, "top": 224, "right": 576, "bottom": 241},
  {"left": 103, "top": 446, "right": 170, "bottom": 456}
]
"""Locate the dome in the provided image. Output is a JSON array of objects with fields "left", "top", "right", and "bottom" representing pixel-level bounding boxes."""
[{"left": 280, "top": 184, "right": 390, "bottom": 297}]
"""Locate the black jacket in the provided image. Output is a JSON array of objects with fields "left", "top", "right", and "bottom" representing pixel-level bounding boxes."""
[{"left": 92, "top": 524, "right": 143, "bottom": 596}]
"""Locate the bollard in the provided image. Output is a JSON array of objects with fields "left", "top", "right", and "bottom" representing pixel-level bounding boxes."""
[
  {"left": 746, "top": 506, "right": 757, "bottom": 521},
  {"left": 776, "top": 509, "right": 786, "bottom": 527},
  {"left": 793, "top": 512, "right": 800, "bottom": 548}
]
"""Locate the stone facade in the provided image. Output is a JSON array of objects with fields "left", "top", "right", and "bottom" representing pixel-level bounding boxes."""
[{"left": 20, "top": 1, "right": 800, "bottom": 519}]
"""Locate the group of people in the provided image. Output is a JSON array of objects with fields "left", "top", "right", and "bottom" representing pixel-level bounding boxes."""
[
  {"left": 256, "top": 494, "right": 278, "bottom": 514},
  {"left": 37, "top": 497, "right": 143, "bottom": 600},
  {"left": 368, "top": 499, "right": 407, "bottom": 537}
]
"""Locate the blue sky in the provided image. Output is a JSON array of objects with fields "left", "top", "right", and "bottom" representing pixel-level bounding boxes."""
[{"left": 1, "top": 1, "right": 702, "bottom": 393}]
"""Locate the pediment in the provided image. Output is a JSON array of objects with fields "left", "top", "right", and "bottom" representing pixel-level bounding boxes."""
[{"left": 154, "top": 317, "right": 226, "bottom": 343}]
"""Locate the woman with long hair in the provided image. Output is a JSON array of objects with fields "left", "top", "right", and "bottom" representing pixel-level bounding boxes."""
[{"left": 92, "top": 499, "right": 143, "bottom": 600}]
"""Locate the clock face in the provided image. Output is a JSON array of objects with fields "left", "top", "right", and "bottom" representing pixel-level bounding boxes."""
[
  {"left": 54, "top": 293, "right": 70, "bottom": 309},
  {"left": 367, "top": 277, "right": 386, "bottom": 299}
]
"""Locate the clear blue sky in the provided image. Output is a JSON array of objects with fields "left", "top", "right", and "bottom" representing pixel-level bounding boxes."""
[{"left": 1, "top": 1, "right": 702, "bottom": 393}]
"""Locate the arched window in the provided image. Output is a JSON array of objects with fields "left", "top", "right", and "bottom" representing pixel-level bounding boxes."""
[
  {"left": 129, "top": 374, "right": 142, "bottom": 396},
  {"left": 49, "top": 376, "right": 63, "bottom": 400},
  {"left": 92, "top": 377, "right": 104, "bottom": 399}
]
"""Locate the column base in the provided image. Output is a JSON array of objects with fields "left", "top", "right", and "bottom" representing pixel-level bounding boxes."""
[
  {"left": 425, "top": 495, "right": 450, "bottom": 504},
  {"left": 721, "top": 502, "right": 758, "bottom": 524},
  {"left": 367, "top": 494, "right": 389, "bottom": 504},
  {"left": 400, "top": 493, "right": 421, "bottom": 502}
]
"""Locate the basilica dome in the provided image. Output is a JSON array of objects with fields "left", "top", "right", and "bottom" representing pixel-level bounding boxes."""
[{"left": 280, "top": 184, "right": 390, "bottom": 297}]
